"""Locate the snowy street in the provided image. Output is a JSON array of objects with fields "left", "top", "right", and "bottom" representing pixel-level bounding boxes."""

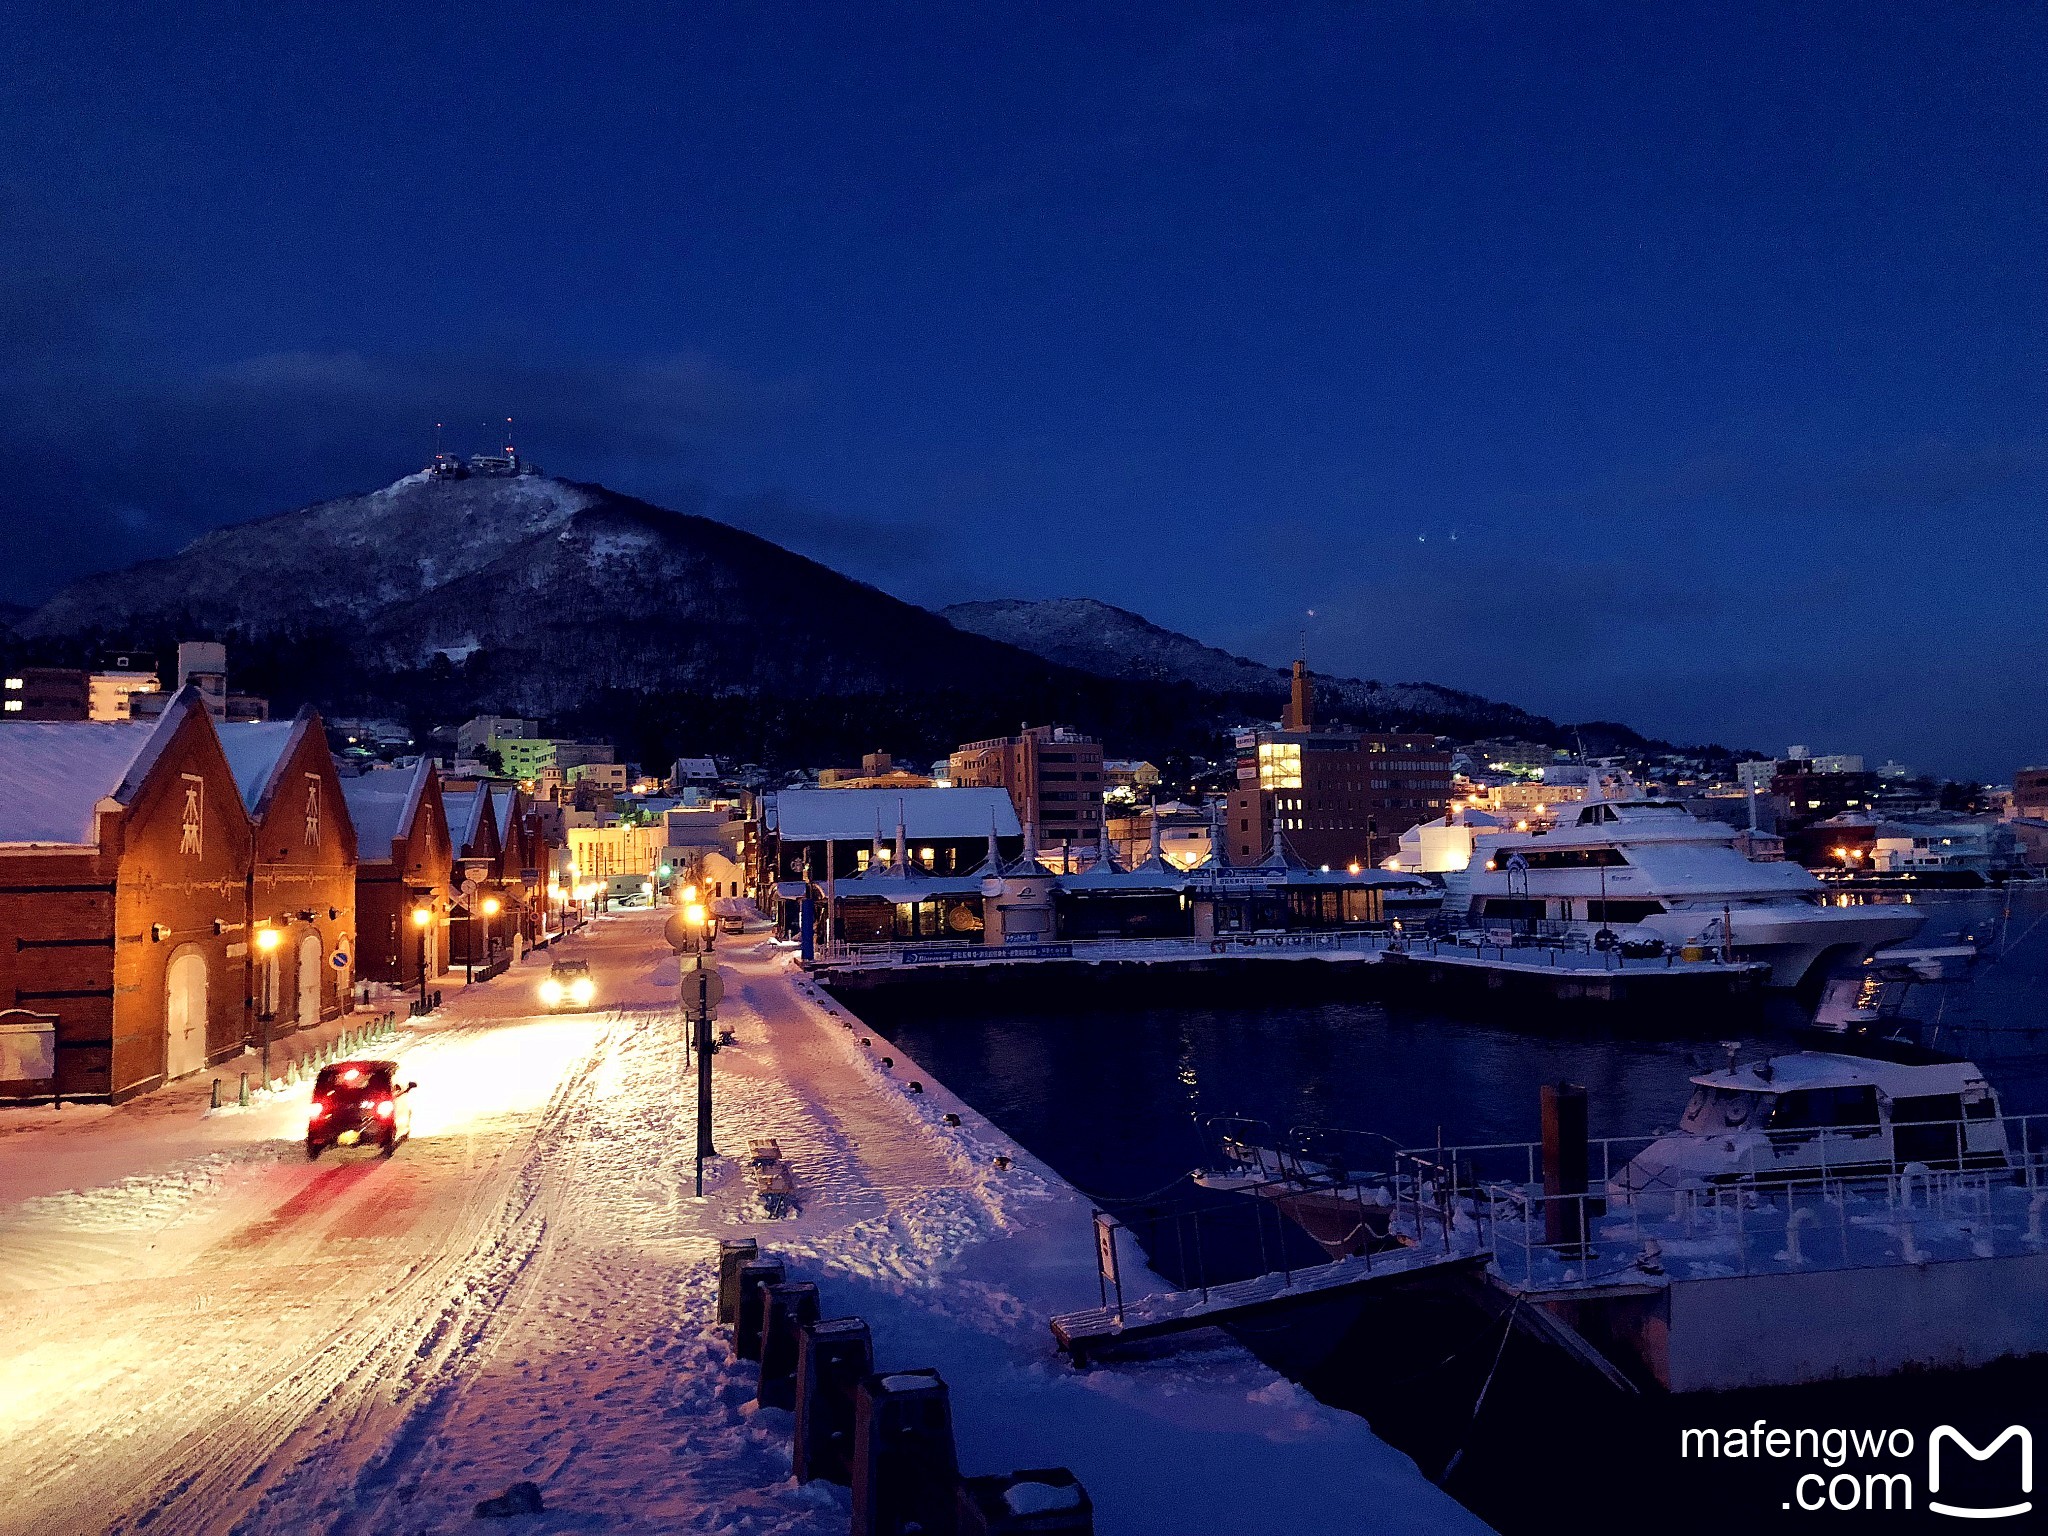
[{"left": 0, "top": 912, "right": 1480, "bottom": 1535}]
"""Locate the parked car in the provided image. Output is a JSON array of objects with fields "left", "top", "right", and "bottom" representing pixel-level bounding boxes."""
[
  {"left": 539, "top": 957, "right": 596, "bottom": 1011},
  {"left": 307, "top": 1060, "right": 415, "bottom": 1158}
]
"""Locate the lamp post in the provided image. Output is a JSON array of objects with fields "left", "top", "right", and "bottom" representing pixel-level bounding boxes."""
[
  {"left": 253, "top": 925, "right": 282, "bottom": 1081},
  {"left": 685, "top": 900, "right": 709, "bottom": 954},
  {"left": 481, "top": 895, "right": 501, "bottom": 966},
  {"left": 411, "top": 906, "right": 432, "bottom": 1011}
]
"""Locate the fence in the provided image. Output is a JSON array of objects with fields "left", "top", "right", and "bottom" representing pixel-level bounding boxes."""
[{"left": 813, "top": 930, "right": 1394, "bottom": 969}]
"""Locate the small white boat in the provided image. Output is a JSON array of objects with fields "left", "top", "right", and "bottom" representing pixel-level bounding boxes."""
[{"left": 1612, "top": 1042, "right": 2009, "bottom": 1197}]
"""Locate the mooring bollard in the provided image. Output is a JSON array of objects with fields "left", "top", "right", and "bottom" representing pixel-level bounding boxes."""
[
  {"left": 239, "top": 1072, "right": 250, "bottom": 1108},
  {"left": 210, "top": 1078, "right": 222, "bottom": 1110},
  {"left": 956, "top": 1468, "right": 1095, "bottom": 1535},
  {"left": 734, "top": 1260, "right": 786, "bottom": 1362},
  {"left": 794, "top": 1317, "right": 873, "bottom": 1485},
  {"left": 851, "top": 1368, "right": 959, "bottom": 1536},
  {"left": 757, "top": 1281, "right": 822, "bottom": 1410},
  {"left": 717, "top": 1238, "right": 759, "bottom": 1325}
]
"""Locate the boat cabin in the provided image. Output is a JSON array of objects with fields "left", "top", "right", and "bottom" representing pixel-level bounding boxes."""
[{"left": 1615, "top": 1046, "right": 2009, "bottom": 1196}]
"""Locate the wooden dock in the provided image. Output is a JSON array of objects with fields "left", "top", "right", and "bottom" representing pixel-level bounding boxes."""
[{"left": 1050, "top": 1245, "right": 1487, "bottom": 1365}]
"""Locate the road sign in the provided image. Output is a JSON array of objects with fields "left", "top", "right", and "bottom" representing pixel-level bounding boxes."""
[
  {"left": 683, "top": 965, "right": 724, "bottom": 1020},
  {"left": 663, "top": 910, "right": 698, "bottom": 952}
]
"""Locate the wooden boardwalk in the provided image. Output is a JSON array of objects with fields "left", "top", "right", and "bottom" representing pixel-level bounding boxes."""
[{"left": 1051, "top": 1245, "right": 1487, "bottom": 1364}]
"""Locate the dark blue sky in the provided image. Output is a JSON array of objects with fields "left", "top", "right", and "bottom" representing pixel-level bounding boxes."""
[{"left": 3, "top": 3, "right": 2042, "bottom": 776}]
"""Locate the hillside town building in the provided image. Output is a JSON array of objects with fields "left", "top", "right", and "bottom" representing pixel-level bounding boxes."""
[
  {"left": 949, "top": 725, "right": 1104, "bottom": 865},
  {"left": 1226, "top": 664, "right": 1453, "bottom": 870}
]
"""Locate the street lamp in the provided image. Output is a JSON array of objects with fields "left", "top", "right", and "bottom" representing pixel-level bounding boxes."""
[
  {"left": 481, "top": 895, "right": 501, "bottom": 964},
  {"left": 254, "top": 925, "right": 282, "bottom": 1080},
  {"left": 684, "top": 900, "right": 708, "bottom": 953},
  {"left": 410, "top": 906, "right": 432, "bottom": 1011}
]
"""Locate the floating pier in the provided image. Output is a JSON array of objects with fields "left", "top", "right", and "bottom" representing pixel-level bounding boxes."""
[
  {"left": 813, "top": 930, "right": 1766, "bottom": 1021},
  {"left": 1050, "top": 1245, "right": 1485, "bottom": 1367}
]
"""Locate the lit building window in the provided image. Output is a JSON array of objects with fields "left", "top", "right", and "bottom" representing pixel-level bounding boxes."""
[
  {"left": 2, "top": 700, "right": 20, "bottom": 712},
  {"left": 1257, "top": 742, "right": 1302, "bottom": 790},
  {"left": 2, "top": 678, "right": 20, "bottom": 690}
]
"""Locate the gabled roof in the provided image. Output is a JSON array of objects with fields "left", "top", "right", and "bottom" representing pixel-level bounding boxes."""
[
  {"left": 339, "top": 758, "right": 435, "bottom": 859},
  {"left": 0, "top": 689, "right": 202, "bottom": 846},
  {"left": 216, "top": 710, "right": 315, "bottom": 817},
  {"left": 489, "top": 783, "right": 518, "bottom": 844},
  {"left": 769, "top": 787, "right": 1021, "bottom": 842},
  {"left": 440, "top": 779, "right": 499, "bottom": 859}
]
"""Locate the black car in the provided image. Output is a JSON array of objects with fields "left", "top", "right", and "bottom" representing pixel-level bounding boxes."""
[{"left": 307, "top": 1059, "right": 416, "bottom": 1158}]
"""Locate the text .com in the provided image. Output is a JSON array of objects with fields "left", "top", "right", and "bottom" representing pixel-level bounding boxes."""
[{"left": 1680, "top": 1422, "right": 2034, "bottom": 1517}]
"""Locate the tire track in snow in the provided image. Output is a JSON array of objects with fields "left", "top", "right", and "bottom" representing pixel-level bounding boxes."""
[{"left": 20, "top": 1015, "right": 615, "bottom": 1536}]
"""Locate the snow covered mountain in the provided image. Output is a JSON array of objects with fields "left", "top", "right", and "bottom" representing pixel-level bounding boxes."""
[
  {"left": 942, "top": 597, "right": 1586, "bottom": 741},
  {"left": 15, "top": 471, "right": 1642, "bottom": 757},
  {"left": 17, "top": 472, "right": 1058, "bottom": 722}
]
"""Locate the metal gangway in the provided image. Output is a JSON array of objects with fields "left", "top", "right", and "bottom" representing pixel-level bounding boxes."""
[{"left": 1049, "top": 1119, "right": 1490, "bottom": 1366}]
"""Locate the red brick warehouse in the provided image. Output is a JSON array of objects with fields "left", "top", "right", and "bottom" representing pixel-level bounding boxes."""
[{"left": 0, "top": 689, "right": 256, "bottom": 1100}]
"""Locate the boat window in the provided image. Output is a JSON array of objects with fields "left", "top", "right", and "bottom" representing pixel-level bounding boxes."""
[
  {"left": 1513, "top": 847, "right": 1630, "bottom": 871},
  {"left": 1963, "top": 1086, "right": 1998, "bottom": 1121},
  {"left": 1769, "top": 1086, "right": 1881, "bottom": 1133},
  {"left": 1891, "top": 1092, "right": 1964, "bottom": 1126},
  {"left": 1681, "top": 1087, "right": 1764, "bottom": 1131},
  {"left": 1681, "top": 1087, "right": 1711, "bottom": 1129},
  {"left": 1587, "top": 900, "right": 1665, "bottom": 923}
]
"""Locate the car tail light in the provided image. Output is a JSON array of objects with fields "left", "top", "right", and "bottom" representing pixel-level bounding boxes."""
[{"left": 376, "top": 1099, "right": 395, "bottom": 1119}]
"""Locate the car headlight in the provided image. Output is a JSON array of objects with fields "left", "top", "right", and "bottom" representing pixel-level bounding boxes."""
[
  {"left": 570, "top": 978, "right": 595, "bottom": 1004},
  {"left": 539, "top": 979, "right": 564, "bottom": 1005}
]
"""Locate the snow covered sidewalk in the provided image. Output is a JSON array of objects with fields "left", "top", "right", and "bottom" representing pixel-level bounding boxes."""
[{"left": 665, "top": 929, "right": 1489, "bottom": 1535}]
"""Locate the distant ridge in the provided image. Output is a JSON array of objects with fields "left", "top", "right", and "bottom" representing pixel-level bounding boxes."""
[{"left": 942, "top": 597, "right": 1640, "bottom": 746}]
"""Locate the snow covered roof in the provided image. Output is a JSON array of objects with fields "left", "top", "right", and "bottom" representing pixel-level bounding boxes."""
[
  {"left": 215, "top": 719, "right": 301, "bottom": 814},
  {"left": 339, "top": 759, "right": 434, "bottom": 859},
  {"left": 489, "top": 783, "right": 518, "bottom": 843},
  {"left": 441, "top": 781, "right": 496, "bottom": 856},
  {"left": 0, "top": 718, "right": 175, "bottom": 846},
  {"left": 769, "top": 787, "right": 1021, "bottom": 842},
  {"left": 1058, "top": 861, "right": 1187, "bottom": 891},
  {"left": 836, "top": 870, "right": 989, "bottom": 900}
]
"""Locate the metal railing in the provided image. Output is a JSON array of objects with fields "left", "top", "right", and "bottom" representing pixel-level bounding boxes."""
[
  {"left": 812, "top": 929, "right": 1396, "bottom": 968},
  {"left": 1386, "top": 1110, "right": 2048, "bottom": 1289}
]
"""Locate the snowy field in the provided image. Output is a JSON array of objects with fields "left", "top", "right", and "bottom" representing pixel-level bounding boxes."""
[{"left": 0, "top": 912, "right": 1481, "bottom": 1534}]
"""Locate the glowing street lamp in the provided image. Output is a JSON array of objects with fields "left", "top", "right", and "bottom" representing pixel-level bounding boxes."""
[
  {"left": 254, "top": 925, "right": 283, "bottom": 1079},
  {"left": 410, "top": 906, "right": 432, "bottom": 1010}
]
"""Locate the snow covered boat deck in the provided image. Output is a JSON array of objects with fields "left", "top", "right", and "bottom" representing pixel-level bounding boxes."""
[{"left": 1387, "top": 1133, "right": 2048, "bottom": 1391}]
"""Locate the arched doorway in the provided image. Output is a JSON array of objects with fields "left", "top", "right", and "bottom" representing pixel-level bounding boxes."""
[
  {"left": 297, "top": 933, "right": 322, "bottom": 1029},
  {"left": 165, "top": 950, "right": 208, "bottom": 1079}
]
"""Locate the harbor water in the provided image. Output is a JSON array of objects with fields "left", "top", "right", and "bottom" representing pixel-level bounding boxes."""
[{"left": 851, "top": 890, "right": 2048, "bottom": 1533}]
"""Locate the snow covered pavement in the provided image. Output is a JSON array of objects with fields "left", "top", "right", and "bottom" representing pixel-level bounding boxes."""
[{"left": 0, "top": 912, "right": 1484, "bottom": 1534}]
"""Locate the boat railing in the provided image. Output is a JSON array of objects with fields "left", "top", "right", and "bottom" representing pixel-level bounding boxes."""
[{"left": 1396, "top": 1111, "right": 2048, "bottom": 1289}]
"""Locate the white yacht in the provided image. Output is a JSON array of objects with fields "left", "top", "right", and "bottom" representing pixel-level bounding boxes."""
[
  {"left": 1457, "top": 799, "right": 1927, "bottom": 988},
  {"left": 1612, "top": 1043, "right": 2008, "bottom": 1198}
]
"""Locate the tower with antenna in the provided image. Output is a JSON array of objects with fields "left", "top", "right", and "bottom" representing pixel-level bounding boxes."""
[{"left": 427, "top": 420, "right": 468, "bottom": 478}]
